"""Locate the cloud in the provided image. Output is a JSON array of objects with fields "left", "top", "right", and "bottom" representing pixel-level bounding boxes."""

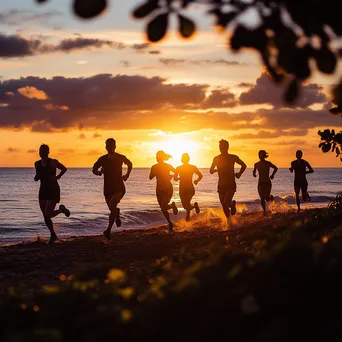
[
  {"left": 0, "top": 9, "right": 62, "bottom": 27},
  {"left": 53, "top": 38, "right": 124, "bottom": 52},
  {"left": 201, "top": 89, "right": 237, "bottom": 108},
  {"left": 0, "top": 34, "right": 40, "bottom": 57},
  {"left": 159, "top": 58, "right": 185, "bottom": 66},
  {"left": 87, "top": 149, "right": 102, "bottom": 156},
  {"left": 131, "top": 43, "right": 161, "bottom": 55},
  {"left": 57, "top": 149, "right": 75, "bottom": 155},
  {"left": 237, "top": 82, "right": 254, "bottom": 88},
  {"left": 7, "top": 147, "right": 19, "bottom": 153},
  {"left": 1, "top": 33, "right": 163, "bottom": 59},
  {"left": 271, "top": 139, "right": 308, "bottom": 146},
  {"left": 120, "top": 60, "right": 131, "bottom": 68},
  {"left": 186, "top": 108, "right": 341, "bottom": 133},
  {"left": 132, "top": 43, "right": 149, "bottom": 51},
  {"left": 0, "top": 73, "right": 340, "bottom": 134},
  {"left": 18, "top": 86, "right": 48, "bottom": 100},
  {"left": 31, "top": 121, "right": 54, "bottom": 133},
  {"left": 159, "top": 58, "right": 244, "bottom": 67},
  {"left": 0, "top": 74, "right": 208, "bottom": 130},
  {"left": 45, "top": 104, "right": 69, "bottom": 110},
  {"left": 239, "top": 72, "right": 327, "bottom": 108},
  {"left": 0, "top": 34, "right": 126, "bottom": 58},
  {"left": 230, "top": 129, "right": 309, "bottom": 140}
]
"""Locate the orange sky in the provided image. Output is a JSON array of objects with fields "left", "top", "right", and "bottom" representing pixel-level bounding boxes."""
[{"left": 0, "top": 1, "right": 341, "bottom": 168}]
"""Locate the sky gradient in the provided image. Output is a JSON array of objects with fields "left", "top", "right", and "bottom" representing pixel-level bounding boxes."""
[{"left": 1, "top": 0, "right": 341, "bottom": 168}]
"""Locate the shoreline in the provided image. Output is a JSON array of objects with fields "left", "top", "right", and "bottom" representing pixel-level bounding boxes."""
[
  {"left": 0, "top": 201, "right": 332, "bottom": 247},
  {"left": 1, "top": 166, "right": 341, "bottom": 169},
  {"left": 0, "top": 209, "right": 316, "bottom": 292}
]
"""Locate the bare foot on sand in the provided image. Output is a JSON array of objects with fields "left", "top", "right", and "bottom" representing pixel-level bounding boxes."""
[{"left": 103, "top": 229, "right": 111, "bottom": 241}]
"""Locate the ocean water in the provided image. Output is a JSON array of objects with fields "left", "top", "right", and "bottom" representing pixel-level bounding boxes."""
[{"left": 0, "top": 168, "right": 341, "bottom": 245}]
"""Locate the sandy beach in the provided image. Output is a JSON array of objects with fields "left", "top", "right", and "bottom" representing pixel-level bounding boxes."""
[
  {"left": 0, "top": 209, "right": 306, "bottom": 292},
  {"left": 1, "top": 206, "right": 342, "bottom": 342}
]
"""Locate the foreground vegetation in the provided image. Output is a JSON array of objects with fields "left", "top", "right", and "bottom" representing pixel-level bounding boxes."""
[{"left": 1, "top": 199, "right": 342, "bottom": 341}]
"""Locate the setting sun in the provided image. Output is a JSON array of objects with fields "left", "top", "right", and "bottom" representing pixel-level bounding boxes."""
[
  {"left": 158, "top": 138, "right": 201, "bottom": 164},
  {"left": 0, "top": 1, "right": 341, "bottom": 338}
]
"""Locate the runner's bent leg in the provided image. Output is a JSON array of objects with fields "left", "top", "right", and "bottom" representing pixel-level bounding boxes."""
[
  {"left": 302, "top": 184, "right": 308, "bottom": 202},
  {"left": 158, "top": 195, "right": 172, "bottom": 224},
  {"left": 105, "top": 193, "right": 122, "bottom": 234},
  {"left": 39, "top": 200, "right": 54, "bottom": 234},
  {"left": 41, "top": 200, "right": 59, "bottom": 243},
  {"left": 181, "top": 193, "right": 194, "bottom": 221},
  {"left": 265, "top": 183, "right": 272, "bottom": 202},
  {"left": 258, "top": 184, "right": 267, "bottom": 214},
  {"left": 219, "top": 190, "right": 234, "bottom": 219},
  {"left": 157, "top": 191, "right": 175, "bottom": 232},
  {"left": 294, "top": 186, "right": 301, "bottom": 212},
  {"left": 44, "top": 200, "right": 62, "bottom": 218}
]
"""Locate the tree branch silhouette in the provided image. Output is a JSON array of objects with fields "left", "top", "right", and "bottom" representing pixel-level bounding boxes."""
[{"left": 35, "top": 0, "right": 342, "bottom": 159}]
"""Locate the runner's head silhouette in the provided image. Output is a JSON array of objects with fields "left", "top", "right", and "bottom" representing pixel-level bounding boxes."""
[
  {"left": 258, "top": 150, "right": 268, "bottom": 161},
  {"left": 106, "top": 138, "right": 116, "bottom": 154},
  {"left": 219, "top": 139, "right": 229, "bottom": 154},
  {"left": 296, "top": 150, "right": 303, "bottom": 160},
  {"left": 181, "top": 153, "right": 190, "bottom": 165},
  {"left": 39, "top": 144, "right": 49, "bottom": 159},
  {"left": 156, "top": 150, "right": 171, "bottom": 163}
]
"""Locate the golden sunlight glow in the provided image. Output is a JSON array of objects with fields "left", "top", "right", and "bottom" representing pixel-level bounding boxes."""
[
  {"left": 1, "top": 127, "right": 341, "bottom": 168},
  {"left": 158, "top": 138, "right": 201, "bottom": 164}
]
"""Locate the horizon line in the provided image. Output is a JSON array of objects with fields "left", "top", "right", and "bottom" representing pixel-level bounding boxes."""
[{"left": 0, "top": 166, "right": 341, "bottom": 169}]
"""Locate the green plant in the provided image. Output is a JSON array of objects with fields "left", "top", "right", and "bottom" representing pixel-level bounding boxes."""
[
  {"left": 328, "top": 193, "right": 342, "bottom": 211},
  {"left": 318, "top": 129, "right": 342, "bottom": 160}
]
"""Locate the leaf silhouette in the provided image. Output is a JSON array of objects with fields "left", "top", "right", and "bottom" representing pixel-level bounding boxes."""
[
  {"left": 147, "top": 13, "right": 169, "bottom": 42},
  {"left": 332, "top": 81, "right": 342, "bottom": 107},
  {"left": 335, "top": 133, "right": 342, "bottom": 145},
  {"left": 278, "top": 48, "right": 296, "bottom": 74},
  {"left": 314, "top": 46, "right": 337, "bottom": 75},
  {"left": 274, "top": 27, "right": 297, "bottom": 51},
  {"left": 133, "top": 1, "right": 159, "bottom": 19},
  {"left": 181, "top": 0, "right": 193, "bottom": 8},
  {"left": 230, "top": 26, "right": 267, "bottom": 52},
  {"left": 73, "top": 0, "right": 107, "bottom": 19},
  {"left": 217, "top": 12, "right": 237, "bottom": 29},
  {"left": 178, "top": 14, "right": 196, "bottom": 39},
  {"left": 285, "top": 79, "right": 299, "bottom": 103},
  {"left": 329, "top": 107, "right": 340, "bottom": 115},
  {"left": 230, "top": 26, "right": 248, "bottom": 51},
  {"left": 322, "top": 143, "right": 331, "bottom": 153},
  {"left": 294, "top": 47, "right": 311, "bottom": 80},
  {"left": 329, "top": 107, "right": 341, "bottom": 115}
]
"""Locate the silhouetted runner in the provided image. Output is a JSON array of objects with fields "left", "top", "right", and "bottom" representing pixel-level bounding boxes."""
[
  {"left": 210, "top": 140, "right": 246, "bottom": 222},
  {"left": 253, "top": 150, "right": 278, "bottom": 216},
  {"left": 92, "top": 138, "right": 132, "bottom": 240},
  {"left": 34, "top": 144, "right": 70, "bottom": 244},
  {"left": 289, "top": 150, "right": 314, "bottom": 213},
  {"left": 174, "top": 153, "right": 203, "bottom": 221},
  {"left": 149, "top": 150, "right": 178, "bottom": 232}
]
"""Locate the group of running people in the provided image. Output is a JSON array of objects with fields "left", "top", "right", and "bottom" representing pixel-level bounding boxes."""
[{"left": 34, "top": 138, "right": 314, "bottom": 244}]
